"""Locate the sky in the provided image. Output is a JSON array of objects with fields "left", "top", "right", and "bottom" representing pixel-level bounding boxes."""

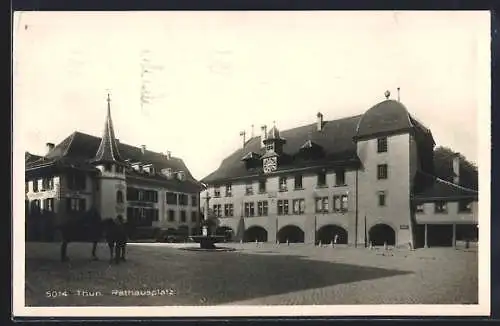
[{"left": 13, "top": 11, "right": 490, "bottom": 181}]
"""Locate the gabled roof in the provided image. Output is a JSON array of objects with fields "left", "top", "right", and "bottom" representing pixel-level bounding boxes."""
[
  {"left": 25, "top": 152, "right": 43, "bottom": 164},
  {"left": 202, "top": 114, "right": 363, "bottom": 184},
  {"left": 241, "top": 152, "right": 261, "bottom": 161},
  {"left": 414, "top": 172, "right": 478, "bottom": 202},
  {"left": 26, "top": 131, "right": 203, "bottom": 192},
  {"left": 300, "top": 139, "right": 322, "bottom": 150}
]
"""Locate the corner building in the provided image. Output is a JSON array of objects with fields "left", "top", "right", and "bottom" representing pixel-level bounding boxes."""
[
  {"left": 25, "top": 95, "right": 204, "bottom": 241},
  {"left": 202, "top": 97, "right": 478, "bottom": 248}
]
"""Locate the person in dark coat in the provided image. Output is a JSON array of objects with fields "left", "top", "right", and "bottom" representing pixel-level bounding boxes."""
[{"left": 114, "top": 215, "right": 128, "bottom": 263}]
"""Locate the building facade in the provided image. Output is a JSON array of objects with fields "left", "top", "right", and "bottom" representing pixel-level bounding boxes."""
[
  {"left": 25, "top": 95, "right": 204, "bottom": 241},
  {"left": 201, "top": 94, "right": 479, "bottom": 248}
]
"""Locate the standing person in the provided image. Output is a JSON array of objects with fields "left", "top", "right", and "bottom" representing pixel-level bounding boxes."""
[
  {"left": 334, "top": 233, "right": 339, "bottom": 247},
  {"left": 115, "top": 215, "right": 128, "bottom": 263}
]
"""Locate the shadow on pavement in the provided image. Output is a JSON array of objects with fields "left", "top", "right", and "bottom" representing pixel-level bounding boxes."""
[{"left": 25, "top": 242, "right": 412, "bottom": 306}]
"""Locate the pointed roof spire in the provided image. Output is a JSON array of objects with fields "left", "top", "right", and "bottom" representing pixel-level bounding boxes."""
[{"left": 91, "top": 93, "right": 125, "bottom": 165}]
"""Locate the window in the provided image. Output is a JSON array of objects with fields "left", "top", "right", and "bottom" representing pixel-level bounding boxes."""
[
  {"left": 245, "top": 181, "right": 254, "bottom": 195},
  {"left": 25, "top": 182, "right": 29, "bottom": 193},
  {"left": 378, "top": 191, "right": 386, "bottom": 206},
  {"left": 292, "top": 199, "right": 305, "bottom": 215},
  {"left": 317, "top": 172, "right": 327, "bottom": 187},
  {"left": 257, "top": 201, "right": 268, "bottom": 216},
  {"left": 191, "top": 195, "right": 198, "bottom": 207},
  {"left": 294, "top": 175, "right": 303, "bottom": 189},
  {"left": 42, "top": 177, "right": 54, "bottom": 191},
  {"left": 377, "top": 137, "right": 388, "bottom": 153},
  {"left": 191, "top": 211, "right": 198, "bottom": 222},
  {"left": 258, "top": 179, "right": 267, "bottom": 193},
  {"left": 138, "top": 190, "right": 145, "bottom": 201},
  {"left": 333, "top": 195, "right": 348, "bottom": 213},
  {"left": 180, "top": 211, "right": 187, "bottom": 223},
  {"left": 71, "top": 173, "right": 86, "bottom": 190},
  {"left": 104, "top": 163, "right": 112, "bottom": 172},
  {"left": 279, "top": 177, "right": 287, "bottom": 192},
  {"left": 116, "top": 165, "right": 124, "bottom": 173},
  {"left": 116, "top": 190, "right": 124, "bottom": 203},
  {"left": 214, "top": 187, "right": 221, "bottom": 198},
  {"left": 33, "top": 180, "right": 39, "bottom": 192},
  {"left": 166, "top": 192, "right": 177, "bottom": 205},
  {"left": 277, "top": 200, "right": 289, "bottom": 215},
  {"left": 224, "top": 204, "right": 234, "bottom": 217},
  {"left": 335, "top": 170, "right": 346, "bottom": 186},
  {"left": 213, "top": 204, "right": 222, "bottom": 217},
  {"left": 315, "top": 197, "right": 329, "bottom": 213},
  {"left": 225, "top": 184, "right": 232, "bottom": 197},
  {"left": 377, "top": 164, "right": 388, "bottom": 180},
  {"left": 458, "top": 200, "right": 473, "bottom": 213},
  {"left": 66, "top": 198, "right": 86, "bottom": 212},
  {"left": 44, "top": 198, "right": 54, "bottom": 212},
  {"left": 146, "top": 190, "right": 158, "bottom": 203},
  {"left": 179, "top": 194, "right": 188, "bottom": 206},
  {"left": 31, "top": 199, "right": 41, "bottom": 214},
  {"left": 168, "top": 209, "right": 175, "bottom": 222},
  {"left": 416, "top": 204, "right": 424, "bottom": 213},
  {"left": 244, "top": 202, "right": 255, "bottom": 217},
  {"left": 434, "top": 201, "right": 448, "bottom": 214}
]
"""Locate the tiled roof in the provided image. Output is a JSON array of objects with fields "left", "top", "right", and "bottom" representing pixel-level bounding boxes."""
[
  {"left": 26, "top": 131, "right": 203, "bottom": 192},
  {"left": 202, "top": 114, "right": 363, "bottom": 184},
  {"left": 355, "top": 100, "right": 413, "bottom": 140},
  {"left": 25, "top": 152, "right": 43, "bottom": 164},
  {"left": 414, "top": 172, "right": 478, "bottom": 202}
]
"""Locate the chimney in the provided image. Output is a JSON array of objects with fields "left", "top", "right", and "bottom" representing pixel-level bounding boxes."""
[
  {"left": 452, "top": 154, "right": 460, "bottom": 184},
  {"left": 317, "top": 112, "right": 323, "bottom": 131},
  {"left": 141, "top": 145, "right": 146, "bottom": 154},
  {"left": 260, "top": 125, "right": 267, "bottom": 148},
  {"left": 46, "top": 142, "right": 55, "bottom": 154},
  {"left": 166, "top": 151, "right": 171, "bottom": 159},
  {"left": 240, "top": 131, "right": 246, "bottom": 148}
]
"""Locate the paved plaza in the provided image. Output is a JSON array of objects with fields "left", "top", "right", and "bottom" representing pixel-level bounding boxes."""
[{"left": 24, "top": 242, "right": 478, "bottom": 306}]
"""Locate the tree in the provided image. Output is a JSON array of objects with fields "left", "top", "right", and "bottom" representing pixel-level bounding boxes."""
[{"left": 433, "top": 146, "right": 478, "bottom": 190}]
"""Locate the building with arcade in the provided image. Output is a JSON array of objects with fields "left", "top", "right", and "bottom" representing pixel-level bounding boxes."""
[{"left": 201, "top": 91, "right": 479, "bottom": 248}]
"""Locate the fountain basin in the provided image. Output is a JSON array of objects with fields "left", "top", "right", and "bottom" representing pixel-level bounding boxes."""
[{"left": 189, "top": 235, "right": 226, "bottom": 249}]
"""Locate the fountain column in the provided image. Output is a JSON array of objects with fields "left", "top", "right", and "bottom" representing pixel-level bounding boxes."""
[{"left": 202, "top": 191, "right": 211, "bottom": 236}]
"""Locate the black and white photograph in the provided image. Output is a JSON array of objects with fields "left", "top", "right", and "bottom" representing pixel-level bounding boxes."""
[{"left": 13, "top": 10, "right": 490, "bottom": 317}]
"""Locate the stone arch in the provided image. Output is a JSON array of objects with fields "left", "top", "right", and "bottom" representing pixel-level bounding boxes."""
[
  {"left": 317, "top": 224, "right": 348, "bottom": 244},
  {"left": 277, "top": 224, "right": 305, "bottom": 243},
  {"left": 369, "top": 223, "right": 396, "bottom": 246},
  {"left": 216, "top": 226, "right": 235, "bottom": 242},
  {"left": 244, "top": 226, "right": 268, "bottom": 242}
]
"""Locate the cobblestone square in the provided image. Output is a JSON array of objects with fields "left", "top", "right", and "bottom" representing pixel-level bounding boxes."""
[{"left": 24, "top": 242, "right": 478, "bottom": 306}]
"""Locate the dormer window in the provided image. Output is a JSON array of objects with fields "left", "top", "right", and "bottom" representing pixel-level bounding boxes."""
[
  {"left": 104, "top": 163, "right": 112, "bottom": 172},
  {"left": 161, "top": 168, "right": 173, "bottom": 179},
  {"left": 142, "top": 164, "right": 155, "bottom": 175},
  {"left": 177, "top": 171, "right": 186, "bottom": 181}
]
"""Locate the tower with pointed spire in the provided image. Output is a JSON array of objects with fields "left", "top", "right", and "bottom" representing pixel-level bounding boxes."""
[{"left": 91, "top": 93, "right": 129, "bottom": 221}]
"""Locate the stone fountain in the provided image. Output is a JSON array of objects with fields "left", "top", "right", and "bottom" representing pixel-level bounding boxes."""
[{"left": 189, "top": 192, "right": 226, "bottom": 250}]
